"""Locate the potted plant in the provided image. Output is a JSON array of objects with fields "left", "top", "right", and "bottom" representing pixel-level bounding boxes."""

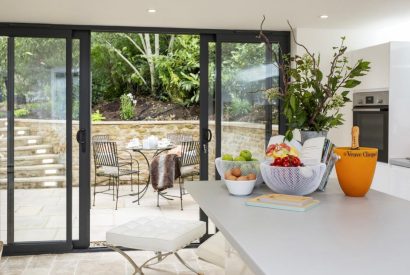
[{"left": 259, "top": 18, "right": 371, "bottom": 143}]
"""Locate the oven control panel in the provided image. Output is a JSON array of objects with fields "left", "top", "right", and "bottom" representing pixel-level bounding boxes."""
[{"left": 353, "top": 91, "right": 389, "bottom": 106}]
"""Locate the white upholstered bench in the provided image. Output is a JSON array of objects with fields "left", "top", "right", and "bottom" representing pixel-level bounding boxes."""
[{"left": 106, "top": 216, "right": 206, "bottom": 275}]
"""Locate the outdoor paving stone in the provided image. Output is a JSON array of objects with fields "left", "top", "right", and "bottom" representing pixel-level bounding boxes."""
[
  {"left": 45, "top": 215, "right": 67, "bottom": 229},
  {"left": 14, "top": 216, "right": 49, "bottom": 230},
  {"left": 14, "top": 228, "right": 58, "bottom": 242},
  {"left": 1, "top": 183, "right": 202, "bottom": 243},
  {"left": 14, "top": 206, "right": 43, "bottom": 217}
]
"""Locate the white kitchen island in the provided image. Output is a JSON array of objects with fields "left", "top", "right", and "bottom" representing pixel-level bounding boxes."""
[{"left": 186, "top": 180, "right": 410, "bottom": 275}]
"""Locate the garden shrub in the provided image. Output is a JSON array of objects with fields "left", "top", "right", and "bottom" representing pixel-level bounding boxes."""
[
  {"left": 91, "top": 110, "right": 106, "bottom": 122},
  {"left": 120, "top": 93, "right": 135, "bottom": 120},
  {"left": 14, "top": 108, "right": 30, "bottom": 118}
]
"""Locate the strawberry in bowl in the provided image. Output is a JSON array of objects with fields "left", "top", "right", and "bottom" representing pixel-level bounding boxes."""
[{"left": 270, "top": 155, "right": 303, "bottom": 167}]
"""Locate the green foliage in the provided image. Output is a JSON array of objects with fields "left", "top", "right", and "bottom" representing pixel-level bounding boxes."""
[
  {"left": 91, "top": 34, "right": 133, "bottom": 104},
  {"left": 276, "top": 37, "right": 370, "bottom": 141},
  {"left": 120, "top": 94, "right": 135, "bottom": 120},
  {"left": 14, "top": 108, "right": 30, "bottom": 118},
  {"left": 156, "top": 35, "right": 200, "bottom": 105},
  {"left": 91, "top": 33, "right": 201, "bottom": 107},
  {"left": 91, "top": 110, "right": 106, "bottom": 122},
  {"left": 226, "top": 97, "right": 252, "bottom": 118},
  {"left": 220, "top": 42, "right": 278, "bottom": 122}
]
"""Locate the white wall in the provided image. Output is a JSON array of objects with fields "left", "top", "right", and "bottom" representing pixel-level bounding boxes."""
[{"left": 293, "top": 22, "right": 410, "bottom": 147}]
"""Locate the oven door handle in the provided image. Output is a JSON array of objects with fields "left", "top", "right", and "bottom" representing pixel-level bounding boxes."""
[{"left": 353, "top": 108, "right": 382, "bottom": 112}]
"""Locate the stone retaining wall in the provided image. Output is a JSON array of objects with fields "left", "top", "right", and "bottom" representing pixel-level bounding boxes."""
[{"left": 13, "top": 119, "right": 278, "bottom": 186}]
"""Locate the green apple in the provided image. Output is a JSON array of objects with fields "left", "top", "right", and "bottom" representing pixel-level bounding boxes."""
[
  {"left": 222, "top": 154, "right": 233, "bottom": 161},
  {"left": 234, "top": 156, "right": 246, "bottom": 161},
  {"left": 240, "top": 150, "right": 252, "bottom": 161}
]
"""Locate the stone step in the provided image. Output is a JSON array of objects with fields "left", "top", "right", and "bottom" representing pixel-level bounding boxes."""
[
  {"left": 0, "top": 176, "right": 66, "bottom": 186},
  {"left": 0, "top": 154, "right": 60, "bottom": 165},
  {"left": 0, "top": 135, "right": 42, "bottom": 142},
  {"left": 0, "top": 163, "right": 65, "bottom": 172},
  {"left": 0, "top": 135, "right": 42, "bottom": 146},
  {"left": 0, "top": 127, "right": 30, "bottom": 135},
  {"left": 0, "top": 144, "right": 52, "bottom": 153}
]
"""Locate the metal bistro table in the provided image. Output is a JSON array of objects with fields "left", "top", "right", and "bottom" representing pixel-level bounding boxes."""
[{"left": 129, "top": 145, "right": 176, "bottom": 204}]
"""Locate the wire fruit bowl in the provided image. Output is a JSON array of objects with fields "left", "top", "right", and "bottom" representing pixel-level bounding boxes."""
[{"left": 260, "top": 161, "right": 326, "bottom": 195}]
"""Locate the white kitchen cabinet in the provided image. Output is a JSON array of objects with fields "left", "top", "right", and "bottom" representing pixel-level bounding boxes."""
[
  {"left": 371, "top": 162, "right": 410, "bottom": 201},
  {"left": 371, "top": 162, "right": 391, "bottom": 194}
]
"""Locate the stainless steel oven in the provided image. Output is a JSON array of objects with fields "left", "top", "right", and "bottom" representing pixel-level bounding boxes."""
[{"left": 353, "top": 91, "right": 389, "bottom": 163}]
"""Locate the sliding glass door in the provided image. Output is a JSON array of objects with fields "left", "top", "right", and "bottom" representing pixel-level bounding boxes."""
[
  {"left": 200, "top": 33, "right": 289, "bottom": 180},
  {"left": 0, "top": 29, "right": 91, "bottom": 254},
  {"left": 0, "top": 36, "right": 7, "bottom": 245},
  {"left": 199, "top": 32, "right": 289, "bottom": 239}
]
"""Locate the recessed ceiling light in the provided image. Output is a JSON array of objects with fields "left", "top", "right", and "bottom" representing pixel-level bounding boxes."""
[
  {"left": 147, "top": 9, "right": 157, "bottom": 13},
  {"left": 320, "top": 14, "right": 329, "bottom": 19}
]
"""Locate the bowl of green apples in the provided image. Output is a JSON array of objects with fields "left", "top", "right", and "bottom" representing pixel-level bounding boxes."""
[{"left": 215, "top": 150, "right": 263, "bottom": 187}]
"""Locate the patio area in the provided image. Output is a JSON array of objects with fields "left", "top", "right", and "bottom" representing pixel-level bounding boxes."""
[{"left": 0, "top": 184, "right": 203, "bottom": 244}]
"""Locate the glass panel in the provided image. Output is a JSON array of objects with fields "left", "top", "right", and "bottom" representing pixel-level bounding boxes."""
[
  {"left": 14, "top": 37, "right": 67, "bottom": 242},
  {"left": 90, "top": 32, "right": 201, "bottom": 244},
  {"left": 208, "top": 42, "right": 216, "bottom": 181},
  {"left": 207, "top": 42, "right": 217, "bottom": 234},
  {"left": 220, "top": 42, "right": 278, "bottom": 161},
  {"left": 0, "top": 36, "right": 7, "bottom": 243},
  {"left": 72, "top": 39, "right": 80, "bottom": 240}
]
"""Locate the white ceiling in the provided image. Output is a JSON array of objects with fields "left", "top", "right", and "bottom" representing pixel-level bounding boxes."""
[{"left": 1, "top": 0, "right": 410, "bottom": 31}]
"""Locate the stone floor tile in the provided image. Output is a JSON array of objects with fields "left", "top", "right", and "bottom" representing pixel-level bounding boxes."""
[
  {"left": 21, "top": 267, "right": 51, "bottom": 275},
  {"left": 27, "top": 254, "right": 56, "bottom": 269},
  {"left": 75, "top": 259, "right": 126, "bottom": 275}
]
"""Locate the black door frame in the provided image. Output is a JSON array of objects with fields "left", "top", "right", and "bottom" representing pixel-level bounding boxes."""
[
  {"left": 198, "top": 32, "right": 289, "bottom": 240},
  {"left": 1, "top": 27, "right": 91, "bottom": 255},
  {"left": 199, "top": 31, "right": 289, "bottom": 177},
  {"left": 0, "top": 23, "right": 288, "bottom": 254}
]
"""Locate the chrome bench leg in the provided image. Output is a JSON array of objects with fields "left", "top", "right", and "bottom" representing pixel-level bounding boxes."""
[
  {"left": 107, "top": 245, "right": 144, "bottom": 275},
  {"left": 174, "top": 251, "right": 203, "bottom": 275},
  {"left": 140, "top": 251, "right": 173, "bottom": 268},
  {"left": 107, "top": 246, "right": 202, "bottom": 275}
]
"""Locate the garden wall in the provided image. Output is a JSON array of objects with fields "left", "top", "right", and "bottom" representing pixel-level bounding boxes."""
[{"left": 13, "top": 119, "right": 278, "bottom": 186}]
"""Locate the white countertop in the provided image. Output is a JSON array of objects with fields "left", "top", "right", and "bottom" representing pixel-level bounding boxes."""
[{"left": 186, "top": 180, "right": 410, "bottom": 275}]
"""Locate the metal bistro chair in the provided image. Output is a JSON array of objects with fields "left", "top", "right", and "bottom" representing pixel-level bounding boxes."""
[
  {"left": 175, "top": 140, "right": 200, "bottom": 210},
  {"left": 92, "top": 140, "right": 139, "bottom": 210},
  {"left": 166, "top": 133, "right": 193, "bottom": 145},
  {"left": 92, "top": 135, "right": 113, "bottom": 193}
]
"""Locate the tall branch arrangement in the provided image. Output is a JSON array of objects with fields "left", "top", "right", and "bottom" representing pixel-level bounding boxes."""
[{"left": 258, "top": 16, "right": 371, "bottom": 141}]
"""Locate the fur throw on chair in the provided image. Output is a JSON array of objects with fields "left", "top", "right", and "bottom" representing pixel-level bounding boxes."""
[{"left": 151, "top": 154, "right": 181, "bottom": 191}]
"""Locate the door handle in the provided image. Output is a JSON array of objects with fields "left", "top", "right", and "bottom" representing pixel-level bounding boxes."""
[
  {"left": 202, "top": 128, "right": 212, "bottom": 143},
  {"left": 76, "top": 128, "right": 86, "bottom": 153}
]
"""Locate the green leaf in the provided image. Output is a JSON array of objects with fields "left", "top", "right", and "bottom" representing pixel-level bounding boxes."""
[
  {"left": 343, "top": 79, "right": 361, "bottom": 88},
  {"left": 285, "top": 129, "right": 294, "bottom": 142},
  {"left": 341, "top": 90, "right": 349, "bottom": 97},
  {"left": 290, "top": 94, "right": 297, "bottom": 112}
]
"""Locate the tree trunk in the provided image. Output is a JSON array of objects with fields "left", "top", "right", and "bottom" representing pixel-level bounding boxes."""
[
  {"left": 144, "top": 33, "right": 156, "bottom": 95},
  {"left": 168, "top": 35, "right": 175, "bottom": 54}
]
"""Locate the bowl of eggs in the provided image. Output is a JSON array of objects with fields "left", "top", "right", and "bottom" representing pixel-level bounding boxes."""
[{"left": 215, "top": 157, "right": 260, "bottom": 196}]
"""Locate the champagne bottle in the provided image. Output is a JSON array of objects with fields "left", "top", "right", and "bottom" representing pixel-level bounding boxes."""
[{"left": 351, "top": 126, "right": 360, "bottom": 150}]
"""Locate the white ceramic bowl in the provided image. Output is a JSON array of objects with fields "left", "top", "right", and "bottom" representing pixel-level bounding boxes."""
[
  {"left": 215, "top": 157, "right": 263, "bottom": 186},
  {"left": 224, "top": 179, "right": 256, "bottom": 196},
  {"left": 260, "top": 161, "right": 326, "bottom": 195}
]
